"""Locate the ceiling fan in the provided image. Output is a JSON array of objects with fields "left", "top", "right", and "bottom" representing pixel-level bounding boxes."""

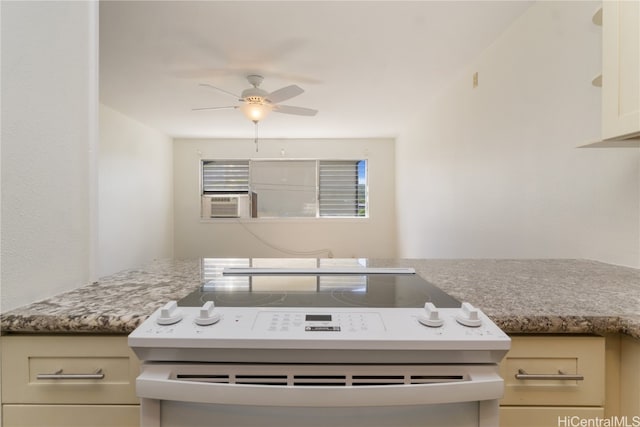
[{"left": 194, "top": 75, "right": 318, "bottom": 123}]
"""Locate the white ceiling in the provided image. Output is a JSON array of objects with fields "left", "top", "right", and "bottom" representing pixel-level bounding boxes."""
[{"left": 99, "top": 1, "right": 533, "bottom": 139}]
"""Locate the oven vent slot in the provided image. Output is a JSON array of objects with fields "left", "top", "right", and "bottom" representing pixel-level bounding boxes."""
[
  {"left": 352, "top": 375, "right": 404, "bottom": 386},
  {"left": 410, "top": 375, "right": 465, "bottom": 384},
  {"left": 293, "top": 375, "right": 347, "bottom": 387},
  {"left": 235, "top": 375, "right": 288, "bottom": 386},
  {"left": 176, "top": 374, "right": 230, "bottom": 384}
]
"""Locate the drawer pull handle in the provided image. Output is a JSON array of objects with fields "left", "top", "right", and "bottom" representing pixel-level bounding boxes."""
[
  {"left": 37, "top": 368, "right": 104, "bottom": 380},
  {"left": 515, "top": 369, "right": 584, "bottom": 381}
]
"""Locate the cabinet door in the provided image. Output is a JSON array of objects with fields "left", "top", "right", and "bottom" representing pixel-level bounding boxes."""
[
  {"left": 602, "top": 0, "right": 640, "bottom": 139},
  {"left": 2, "top": 404, "right": 139, "bottom": 427},
  {"left": 500, "top": 407, "right": 604, "bottom": 427},
  {"left": 620, "top": 335, "right": 640, "bottom": 418}
]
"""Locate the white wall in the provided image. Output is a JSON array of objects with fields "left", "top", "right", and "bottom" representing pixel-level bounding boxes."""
[
  {"left": 173, "top": 138, "right": 396, "bottom": 259},
  {"left": 396, "top": 0, "right": 640, "bottom": 268},
  {"left": 1, "top": 1, "right": 99, "bottom": 312},
  {"left": 98, "top": 105, "right": 174, "bottom": 277}
]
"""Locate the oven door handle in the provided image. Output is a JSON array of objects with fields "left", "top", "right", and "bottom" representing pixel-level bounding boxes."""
[{"left": 136, "top": 366, "right": 504, "bottom": 407}]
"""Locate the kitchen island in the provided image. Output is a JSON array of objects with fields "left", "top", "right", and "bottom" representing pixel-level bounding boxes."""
[{"left": 1, "top": 258, "right": 638, "bottom": 338}]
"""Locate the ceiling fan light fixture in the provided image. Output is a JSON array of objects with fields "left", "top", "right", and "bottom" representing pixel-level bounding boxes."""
[
  {"left": 240, "top": 101, "right": 272, "bottom": 123},
  {"left": 196, "top": 75, "right": 317, "bottom": 124}
]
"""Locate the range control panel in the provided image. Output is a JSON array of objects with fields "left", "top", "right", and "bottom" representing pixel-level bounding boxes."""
[{"left": 129, "top": 300, "right": 511, "bottom": 353}]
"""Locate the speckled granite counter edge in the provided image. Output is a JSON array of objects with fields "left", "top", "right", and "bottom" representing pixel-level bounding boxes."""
[
  {"left": 1, "top": 313, "right": 147, "bottom": 335},
  {"left": 496, "top": 315, "right": 636, "bottom": 338},
  {"left": 3, "top": 312, "right": 639, "bottom": 340}
]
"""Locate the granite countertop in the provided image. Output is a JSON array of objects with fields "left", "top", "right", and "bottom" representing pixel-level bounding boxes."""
[{"left": 1, "top": 259, "right": 639, "bottom": 339}]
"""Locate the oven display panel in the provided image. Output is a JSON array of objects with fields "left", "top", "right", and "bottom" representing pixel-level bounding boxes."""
[
  {"left": 305, "top": 314, "right": 337, "bottom": 331},
  {"left": 254, "top": 311, "right": 385, "bottom": 334},
  {"left": 306, "top": 314, "right": 331, "bottom": 322}
]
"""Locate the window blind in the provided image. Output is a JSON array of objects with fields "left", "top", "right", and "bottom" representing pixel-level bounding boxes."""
[
  {"left": 319, "top": 160, "right": 364, "bottom": 217},
  {"left": 202, "top": 160, "right": 250, "bottom": 193},
  {"left": 251, "top": 160, "right": 316, "bottom": 217}
]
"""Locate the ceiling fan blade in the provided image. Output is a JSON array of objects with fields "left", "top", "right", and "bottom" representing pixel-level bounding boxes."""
[
  {"left": 198, "top": 83, "right": 241, "bottom": 100},
  {"left": 273, "top": 105, "right": 318, "bottom": 116},
  {"left": 266, "top": 85, "right": 304, "bottom": 104},
  {"left": 192, "top": 106, "right": 239, "bottom": 111}
]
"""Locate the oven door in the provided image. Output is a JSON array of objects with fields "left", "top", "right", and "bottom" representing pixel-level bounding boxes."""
[{"left": 136, "top": 363, "right": 503, "bottom": 427}]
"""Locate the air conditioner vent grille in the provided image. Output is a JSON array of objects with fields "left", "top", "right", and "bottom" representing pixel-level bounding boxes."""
[{"left": 201, "top": 194, "right": 250, "bottom": 218}]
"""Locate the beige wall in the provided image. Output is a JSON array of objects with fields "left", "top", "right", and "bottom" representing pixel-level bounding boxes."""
[
  {"left": 396, "top": 0, "right": 640, "bottom": 267},
  {"left": 173, "top": 138, "right": 396, "bottom": 259},
  {"left": 98, "top": 105, "right": 174, "bottom": 277}
]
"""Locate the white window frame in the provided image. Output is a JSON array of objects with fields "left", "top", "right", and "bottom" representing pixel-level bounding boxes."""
[
  {"left": 200, "top": 159, "right": 368, "bottom": 220},
  {"left": 201, "top": 160, "right": 250, "bottom": 194}
]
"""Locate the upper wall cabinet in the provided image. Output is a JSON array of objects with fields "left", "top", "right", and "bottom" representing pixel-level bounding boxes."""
[{"left": 602, "top": 0, "right": 640, "bottom": 141}]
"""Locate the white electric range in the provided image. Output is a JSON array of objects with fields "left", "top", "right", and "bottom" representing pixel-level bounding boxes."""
[{"left": 129, "top": 258, "right": 510, "bottom": 427}]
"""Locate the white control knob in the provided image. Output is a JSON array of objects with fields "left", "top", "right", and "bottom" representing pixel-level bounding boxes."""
[
  {"left": 418, "top": 302, "right": 444, "bottom": 327},
  {"left": 194, "top": 301, "right": 221, "bottom": 326},
  {"left": 455, "top": 302, "right": 482, "bottom": 327},
  {"left": 156, "top": 301, "right": 183, "bottom": 325}
]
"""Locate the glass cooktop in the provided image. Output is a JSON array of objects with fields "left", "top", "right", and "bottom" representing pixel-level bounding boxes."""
[{"left": 177, "top": 258, "right": 460, "bottom": 309}]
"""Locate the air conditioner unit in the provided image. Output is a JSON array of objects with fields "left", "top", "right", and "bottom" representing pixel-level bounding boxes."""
[{"left": 201, "top": 194, "right": 251, "bottom": 218}]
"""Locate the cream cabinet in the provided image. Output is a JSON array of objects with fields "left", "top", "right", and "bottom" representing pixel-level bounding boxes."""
[
  {"left": 620, "top": 335, "right": 640, "bottom": 419},
  {"left": 499, "top": 335, "right": 605, "bottom": 427},
  {"left": 1, "top": 335, "right": 140, "bottom": 427},
  {"left": 602, "top": 0, "right": 640, "bottom": 140}
]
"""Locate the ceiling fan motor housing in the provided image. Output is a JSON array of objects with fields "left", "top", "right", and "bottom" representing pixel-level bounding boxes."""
[{"left": 241, "top": 87, "right": 269, "bottom": 104}]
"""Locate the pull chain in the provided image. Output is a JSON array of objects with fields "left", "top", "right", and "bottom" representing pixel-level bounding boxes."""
[{"left": 253, "top": 120, "right": 259, "bottom": 152}]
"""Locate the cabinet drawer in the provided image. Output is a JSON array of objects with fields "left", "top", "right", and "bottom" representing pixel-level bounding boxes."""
[
  {"left": 1, "top": 335, "right": 139, "bottom": 404},
  {"left": 500, "top": 406, "right": 604, "bottom": 427},
  {"left": 499, "top": 335, "right": 604, "bottom": 406},
  {"left": 2, "top": 404, "right": 139, "bottom": 427}
]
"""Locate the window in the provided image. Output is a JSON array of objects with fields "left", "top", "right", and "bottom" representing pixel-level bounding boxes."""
[
  {"left": 251, "top": 160, "right": 317, "bottom": 217},
  {"left": 201, "top": 159, "right": 367, "bottom": 219},
  {"left": 202, "top": 160, "right": 249, "bottom": 193},
  {"left": 319, "top": 160, "right": 366, "bottom": 217}
]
